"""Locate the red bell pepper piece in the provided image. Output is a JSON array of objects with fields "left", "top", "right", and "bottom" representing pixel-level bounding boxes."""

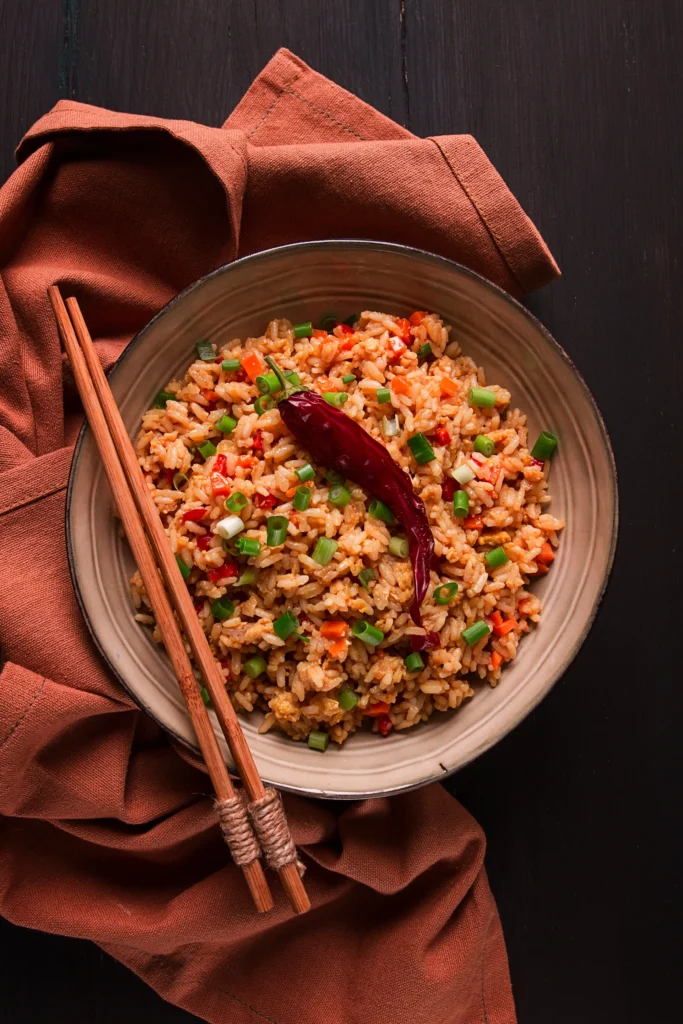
[
  {"left": 207, "top": 562, "right": 239, "bottom": 582},
  {"left": 387, "top": 336, "right": 407, "bottom": 363},
  {"left": 441, "top": 477, "right": 457, "bottom": 502},
  {"left": 182, "top": 507, "right": 206, "bottom": 522},
  {"left": 255, "top": 491, "right": 277, "bottom": 509},
  {"left": 211, "top": 474, "right": 231, "bottom": 496},
  {"left": 214, "top": 454, "right": 227, "bottom": 475},
  {"left": 251, "top": 429, "right": 264, "bottom": 452},
  {"left": 196, "top": 533, "right": 213, "bottom": 550},
  {"left": 393, "top": 317, "right": 412, "bottom": 343},
  {"left": 434, "top": 427, "right": 451, "bottom": 446},
  {"left": 377, "top": 714, "right": 393, "bottom": 737},
  {"left": 336, "top": 323, "right": 354, "bottom": 335},
  {"left": 363, "top": 700, "right": 390, "bottom": 717}
]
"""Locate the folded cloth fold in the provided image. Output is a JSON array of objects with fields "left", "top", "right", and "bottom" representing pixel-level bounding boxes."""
[{"left": 0, "top": 47, "right": 558, "bottom": 1024}]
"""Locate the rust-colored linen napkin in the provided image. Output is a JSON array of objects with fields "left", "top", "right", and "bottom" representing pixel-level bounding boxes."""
[{"left": 0, "top": 49, "right": 558, "bottom": 1024}]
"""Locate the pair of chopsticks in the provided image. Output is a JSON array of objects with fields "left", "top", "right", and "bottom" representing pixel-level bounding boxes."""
[{"left": 49, "top": 286, "right": 310, "bottom": 916}]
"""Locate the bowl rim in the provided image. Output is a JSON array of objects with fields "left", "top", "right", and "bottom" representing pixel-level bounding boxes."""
[{"left": 66, "top": 239, "right": 619, "bottom": 798}]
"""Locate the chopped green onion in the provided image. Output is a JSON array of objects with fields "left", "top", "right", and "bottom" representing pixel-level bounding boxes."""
[
  {"left": 344, "top": 314, "right": 359, "bottom": 327},
  {"left": 222, "top": 358, "right": 241, "bottom": 372},
  {"left": 266, "top": 515, "right": 289, "bottom": 547},
  {"left": 453, "top": 491, "right": 469, "bottom": 517},
  {"left": 312, "top": 537, "right": 338, "bottom": 565},
  {"left": 407, "top": 432, "right": 436, "bottom": 465},
  {"left": 293, "top": 486, "right": 312, "bottom": 511},
  {"left": 417, "top": 343, "right": 434, "bottom": 363},
  {"left": 320, "top": 315, "right": 339, "bottom": 332},
  {"left": 368, "top": 498, "right": 396, "bottom": 524},
  {"left": 326, "top": 468, "right": 345, "bottom": 485},
  {"left": 175, "top": 555, "right": 191, "bottom": 580},
  {"left": 196, "top": 339, "right": 216, "bottom": 361},
  {"left": 405, "top": 652, "right": 425, "bottom": 672},
  {"left": 235, "top": 537, "right": 261, "bottom": 557},
  {"left": 292, "top": 633, "right": 311, "bottom": 644},
  {"left": 274, "top": 610, "right": 300, "bottom": 640},
  {"left": 376, "top": 387, "right": 391, "bottom": 404},
  {"left": 243, "top": 655, "right": 267, "bottom": 678},
  {"left": 172, "top": 472, "right": 188, "bottom": 489},
  {"left": 293, "top": 321, "right": 313, "bottom": 338},
  {"left": 342, "top": 374, "right": 356, "bottom": 384},
  {"left": 285, "top": 371, "right": 302, "bottom": 385},
  {"left": 200, "top": 687, "right": 211, "bottom": 706},
  {"left": 233, "top": 569, "right": 256, "bottom": 587},
  {"left": 308, "top": 729, "right": 329, "bottom": 751},
  {"left": 452, "top": 464, "right": 475, "bottom": 485},
  {"left": 198, "top": 441, "right": 217, "bottom": 459},
  {"left": 224, "top": 491, "right": 248, "bottom": 513},
  {"left": 322, "top": 391, "right": 348, "bottom": 407},
  {"left": 254, "top": 395, "right": 274, "bottom": 415},
  {"left": 461, "top": 621, "right": 491, "bottom": 646},
  {"left": 216, "top": 414, "right": 237, "bottom": 434},
  {"left": 382, "top": 415, "right": 401, "bottom": 437},
  {"left": 351, "top": 620, "right": 385, "bottom": 646},
  {"left": 296, "top": 463, "right": 315, "bottom": 482},
  {"left": 531, "top": 431, "right": 558, "bottom": 461},
  {"left": 329, "top": 484, "right": 351, "bottom": 508},
  {"left": 337, "top": 686, "right": 358, "bottom": 711},
  {"left": 211, "top": 596, "right": 235, "bottom": 621},
  {"left": 357, "top": 567, "right": 376, "bottom": 591},
  {"left": 256, "top": 372, "right": 280, "bottom": 395},
  {"left": 153, "top": 390, "right": 175, "bottom": 408},
  {"left": 468, "top": 387, "right": 496, "bottom": 408},
  {"left": 474, "top": 435, "right": 495, "bottom": 457},
  {"left": 485, "top": 545, "right": 509, "bottom": 569},
  {"left": 216, "top": 515, "right": 245, "bottom": 541},
  {"left": 388, "top": 536, "right": 409, "bottom": 557},
  {"left": 434, "top": 582, "right": 459, "bottom": 605}
]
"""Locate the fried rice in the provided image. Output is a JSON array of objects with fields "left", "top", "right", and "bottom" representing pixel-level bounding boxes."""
[{"left": 129, "top": 310, "right": 564, "bottom": 746}]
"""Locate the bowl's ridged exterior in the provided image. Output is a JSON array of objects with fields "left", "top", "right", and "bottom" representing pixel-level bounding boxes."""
[{"left": 67, "top": 241, "right": 617, "bottom": 798}]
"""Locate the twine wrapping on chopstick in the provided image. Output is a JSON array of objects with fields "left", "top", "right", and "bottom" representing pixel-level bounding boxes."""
[
  {"left": 248, "top": 788, "right": 306, "bottom": 876},
  {"left": 215, "top": 795, "right": 262, "bottom": 867}
]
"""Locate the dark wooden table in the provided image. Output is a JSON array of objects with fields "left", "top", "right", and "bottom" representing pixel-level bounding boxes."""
[{"left": 1, "top": 2, "right": 680, "bottom": 1021}]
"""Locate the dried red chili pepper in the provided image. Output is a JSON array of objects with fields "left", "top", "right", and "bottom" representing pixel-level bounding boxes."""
[
  {"left": 441, "top": 477, "right": 457, "bottom": 502},
  {"left": 411, "top": 631, "right": 441, "bottom": 653},
  {"left": 265, "top": 358, "right": 435, "bottom": 625}
]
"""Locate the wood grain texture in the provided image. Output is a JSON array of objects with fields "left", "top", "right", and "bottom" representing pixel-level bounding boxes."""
[{"left": 1, "top": 0, "right": 682, "bottom": 1021}]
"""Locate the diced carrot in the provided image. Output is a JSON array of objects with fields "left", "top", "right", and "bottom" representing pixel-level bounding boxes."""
[
  {"left": 517, "top": 598, "right": 532, "bottom": 615},
  {"left": 237, "top": 455, "right": 257, "bottom": 468},
  {"left": 493, "top": 618, "right": 517, "bottom": 638},
  {"left": 328, "top": 639, "right": 347, "bottom": 660},
  {"left": 240, "top": 350, "right": 266, "bottom": 381},
  {"left": 537, "top": 542, "right": 555, "bottom": 565},
  {"left": 490, "top": 650, "right": 503, "bottom": 670},
  {"left": 312, "top": 328, "right": 327, "bottom": 338},
  {"left": 339, "top": 337, "right": 356, "bottom": 352},
  {"left": 439, "top": 377, "right": 459, "bottom": 397},
  {"left": 463, "top": 515, "right": 483, "bottom": 530},
  {"left": 285, "top": 486, "right": 297, "bottom": 498},
  {"left": 320, "top": 620, "right": 349, "bottom": 640},
  {"left": 536, "top": 563, "right": 549, "bottom": 575},
  {"left": 409, "top": 311, "right": 428, "bottom": 326},
  {"left": 391, "top": 376, "right": 411, "bottom": 396},
  {"left": 363, "top": 700, "right": 390, "bottom": 717},
  {"left": 201, "top": 389, "right": 220, "bottom": 404},
  {"left": 490, "top": 610, "right": 503, "bottom": 628},
  {"left": 315, "top": 375, "right": 337, "bottom": 393}
]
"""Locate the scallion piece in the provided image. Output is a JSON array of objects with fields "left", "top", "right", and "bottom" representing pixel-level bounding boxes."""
[
  {"left": 351, "top": 620, "right": 385, "bottom": 646},
  {"left": 530, "top": 431, "right": 558, "bottom": 461},
  {"left": 296, "top": 463, "right": 315, "bottom": 482},
  {"left": 196, "top": 340, "right": 216, "bottom": 362},
  {"left": 198, "top": 441, "right": 217, "bottom": 459},
  {"left": 405, "top": 652, "right": 425, "bottom": 672},
  {"left": 368, "top": 498, "right": 396, "bottom": 524},
  {"left": 254, "top": 395, "right": 274, "bottom": 415},
  {"left": 243, "top": 655, "right": 267, "bottom": 678},
  {"left": 417, "top": 343, "right": 434, "bottom": 363},
  {"left": 357, "top": 567, "right": 376, "bottom": 591},
  {"left": 485, "top": 545, "right": 509, "bottom": 569},
  {"left": 235, "top": 536, "right": 261, "bottom": 557},
  {"left": 382, "top": 415, "right": 400, "bottom": 437},
  {"left": 338, "top": 687, "right": 359, "bottom": 711},
  {"left": 224, "top": 491, "right": 248, "bottom": 513},
  {"left": 407, "top": 432, "right": 436, "bottom": 465},
  {"left": 376, "top": 387, "right": 391, "bottom": 404},
  {"left": 274, "top": 610, "right": 300, "bottom": 640},
  {"left": 285, "top": 371, "right": 302, "bottom": 385},
  {"left": 461, "top": 621, "right": 491, "bottom": 646},
  {"left": 474, "top": 435, "right": 495, "bottom": 457},
  {"left": 222, "top": 358, "right": 241, "bottom": 372},
  {"left": 200, "top": 687, "right": 211, "bottom": 706},
  {"left": 308, "top": 729, "right": 329, "bottom": 751},
  {"left": 342, "top": 374, "right": 356, "bottom": 384},
  {"left": 266, "top": 515, "right": 289, "bottom": 547},
  {"left": 215, "top": 515, "right": 245, "bottom": 540},
  {"left": 453, "top": 491, "right": 469, "bottom": 517},
  {"left": 172, "top": 472, "right": 188, "bottom": 489},
  {"left": 234, "top": 569, "right": 256, "bottom": 587},
  {"left": 452, "top": 464, "right": 475, "bottom": 485},
  {"left": 293, "top": 486, "right": 312, "bottom": 511},
  {"left": 175, "top": 554, "right": 191, "bottom": 580},
  {"left": 326, "top": 468, "right": 345, "bottom": 485},
  {"left": 312, "top": 536, "right": 338, "bottom": 565},
  {"left": 216, "top": 414, "right": 237, "bottom": 434},
  {"left": 256, "top": 372, "right": 280, "bottom": 395},
  {"left": 293, "top": 321, "right": 313, "bottom": 338},
  {"left": 329, "top": 484, "right": 351, "bottom": 508},
  {"left": 320, "top": 315, "right": 339, "bottom": 332},
  {"left": 388, "top": 536, "right": 409, "bottom": 557},
  {"left": 322, "top": 391, "right": 348, "bottom": 407},
  {"left": 211, "top": 596, "right": 235, "bottom": 621},
  {"left": 468, "top": 387, "right": 496, "bottom": 408},
  {"left": 434, "top": 582, "right": 458, "bottom": 605},
  {"left": 153, "top": 390, "right": 175, "bottom": 408}
]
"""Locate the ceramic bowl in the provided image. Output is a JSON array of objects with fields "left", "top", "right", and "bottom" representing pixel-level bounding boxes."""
[{"left": 67, "top": 240, "right": 617, "bottom": 798}]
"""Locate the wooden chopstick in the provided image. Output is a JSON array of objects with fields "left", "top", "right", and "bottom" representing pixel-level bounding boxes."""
[
  {"left": 53, "top": 287, "right": 310, "bottom": 915},
  {"left": 49, "top": 286, "right": 274, "bottom": 914}
]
